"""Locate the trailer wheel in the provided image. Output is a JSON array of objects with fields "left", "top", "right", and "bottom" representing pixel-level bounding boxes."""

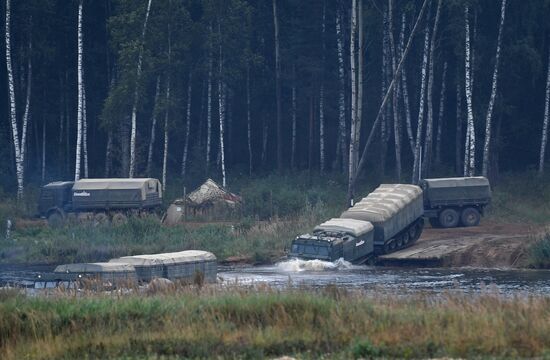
[
  {"left": 460, "top": 207, "right": 480, "bottom": 227},
  {"left": 112, "top": 212, "right": 128, "bottom": 225},
  {"left": 402, "top": 232, "right": 410, "bottom": 245},
  {"left": 438, "top": 208, "right": 459, "bottom": 228},
  {"left": 47, "top": 210, "right": 65, "bottom": 228}
]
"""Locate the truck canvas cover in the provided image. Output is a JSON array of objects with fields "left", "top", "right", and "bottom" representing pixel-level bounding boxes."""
[
  {"left": 71, "top": 178, "right": 162, "bottom": 210},
  {"left": 340, "top": 184, "right": 423, "bottom": 245},
  {"left": 314, "top": 218, "right": 374, "bottom": 237},
  {"left": 53, "top": 262, "right": 137, "bottom": 283},
  {"left": 110, "top": 250, "right": 217, "bottom": 283},
  {"left": 422, "top": 176, "right": 491, "bottom": 207}
]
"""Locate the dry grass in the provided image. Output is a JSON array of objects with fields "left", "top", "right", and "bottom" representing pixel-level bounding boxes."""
[{"left": 0, "top": 286, "right": 549, "bottom": 359}]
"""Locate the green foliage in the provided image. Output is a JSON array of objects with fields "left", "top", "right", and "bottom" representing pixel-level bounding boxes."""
[{"left": 529, "top": 232, "right": 550, "bottom": 269}]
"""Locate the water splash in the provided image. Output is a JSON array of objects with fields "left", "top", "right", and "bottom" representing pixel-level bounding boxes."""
[{"left": 276, "top": 258, "right": 353, "bottom": 272}]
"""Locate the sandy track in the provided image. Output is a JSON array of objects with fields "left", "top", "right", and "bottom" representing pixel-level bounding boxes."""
[{"left": 379, "top": 221, "right": 544, "bottom": 268}]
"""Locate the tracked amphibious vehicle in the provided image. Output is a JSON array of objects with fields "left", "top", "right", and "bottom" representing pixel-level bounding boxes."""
[{"left": 290, "top": 184, "right": 424, "bottom": 264}]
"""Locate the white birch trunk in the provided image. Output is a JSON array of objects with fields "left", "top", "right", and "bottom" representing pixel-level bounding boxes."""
[
  {"left": 336, "top": 6, "right": 347, "bottom": 173},
  {"left": 348, "top": 0, "right": 357, "bottom": 185},
  {"left": 319, "top": 0, "right": 326, "bottom": 174},
  {"left": 218, "top": 22, "right": 227, "bottom": 187},
  {"left": 422, "top": 0, "right": 442, "bottom": 176},
  {"left": 181, "top": 72, "right": 192, "bottom": 179},
  {"left": 399, "top": 13, "right": 414, "bottom": 155},
  {"left": 539, "top": 42, "right": 550, "bottom": 174},
  {"left": 356, "top": 0, "right": 364, "bottom": 173},
  {"left": 75, "top": 0, "right": 84, "bottom": 181},
  {"left": 83, "top": 85, "right": 88, "bottom": 178},
  {"left": 482, "top": 0, "right": 507, "bottom": 177},
  {"left": 247, "top": 66, "right": 253, "bottom": 175},
  {"left": 105, "top": 129, "right": 113, "bottom": 177},
  {"left": 273, "top": 0, "right": 282, "bottom": 171},
  {"left": 206, "top": 24, "right": 213, "bottom": 173},
  {"left": 388, "top": 0, "right": 401, "bottom": 181},
  {"left": 464, "top": 5, "right": 476, "bottom": 177},
  {"left": 41, "top": 119, "right": 45, "bottom": 183},
  {"left": 435, "top": 61, "right": 448, "bottom": 165},
  {"left": 412, "top": 4, "right": 431, "bottom": 184},
  {"left": 380, "top": 9, "right": 389, "bottom": 175},
  {"left": 291, "top": 65, "right": 297, "bottom": 169},
  {"left": 162, "top": 80, "right": 170, "bottom": 193},
  {"left": 129, "top": 0, "right": 153, "bottom": 178},
  {"left": 146, "top": 76, "right": 161, "bottom": 176},
  {"left": 456, "top": 72, "right": 463, "bottom": 175}
]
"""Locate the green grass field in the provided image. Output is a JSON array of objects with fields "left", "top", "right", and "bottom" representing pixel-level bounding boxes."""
[{"left": 0, "top": 287, "right": 549, "bottom": 359}]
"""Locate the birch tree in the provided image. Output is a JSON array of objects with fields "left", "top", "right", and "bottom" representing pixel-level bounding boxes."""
[
  {"left": 218, "top": 52, "right": 227, "bottom": 187},
  {"left": 5, "top": 0, "right": 31, "bottom": 199},
  {"left": 181, "top": 72, "right": 192, "bottom": 179},
  {"left": 319, "top": 0, "right": 326, "bottom": 174},
  {"left": 273, "top": 0, "right": 282, "bottom": 171},
  {"left": 422, "top": 0, "right": 442, "bottom": 177},
  {"left": 206, "top": 24, "right": 213, "bottom": 173},
  {"left": 82, "top": 86, "right": 88, "bottom": 178},
  {"left": 247, "top": 66, "right": 253, "bottom": 175},
  {"left": 129, "top": 0, "right": 153, "bottom": 178},
  {"left": 412, "top": 2, "right": 432, "bottom": 184},
  {"left": 399, "top": 13, "right": 414, "bottom": 154},
  {"left": 482, "top": 0, "right": 507, "bottom": 177},
  {"left": 336, "top": 4, "right": 348, "bottom": 172},
  {"left": 455, "top": 70, "right": 463, "bottom": 175},
  {"left": 146, "top": 76, "right": 161, "bottom": 176},
  {"left": 348, "top": 0, "right": 358, "bottom": 187},
  {"left": 356, "top": 0, "right": 364, "bottom": 173},
  {"left": 464, "top": 5, "right": 476, "bottom": 177},
  {"left": 538, "top": 43, "right": 550, "bottom": 174},
  {"left": 75, "top": 0, "right": 84, "bottom": 181},
  {"left": 388, "top": 0, "right": 401, "bottom": 181},
  {"left": 291, "top": 65, "right": 297, "bottom": 169},
  {"left": 435, "top": 61, "right": 448, "bottom": 165},
  {"left": 162, "top": 23, "right": 172, "bottom": 193}
]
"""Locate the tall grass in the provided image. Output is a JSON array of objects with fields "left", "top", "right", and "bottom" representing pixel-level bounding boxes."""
[
  {"left": 0, "top": 288, "right": 549, "bottom": 359},
  {"left": 529, "top": 231, "right": 550, "bottom": 268}
]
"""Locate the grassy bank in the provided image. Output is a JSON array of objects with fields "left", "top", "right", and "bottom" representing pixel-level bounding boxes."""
[
  {"left": 0, "top": 288, "right": 549, "bottom": 359},
  {"left": 1, "top": 172, "right": 550, "bottom": 265}
]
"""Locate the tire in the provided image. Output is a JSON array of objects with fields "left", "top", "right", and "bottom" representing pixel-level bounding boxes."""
[
  {"left": 94, "top": 212, "right": 110, "bottom": 226},
  {"left": 47, "top": 211, "right": 64, "bottom": 227},
  {"left": 438, "top": 208, "right": 459, "bottom": 228},
  {"left": 460, "top": 207, "right": 481, "bottom": 227},
  {"left": 111, "top": 212, "right": 128, "bottom": 225},
  {"left": 429, "top": 218, "right": 441, "bottom": 228}
]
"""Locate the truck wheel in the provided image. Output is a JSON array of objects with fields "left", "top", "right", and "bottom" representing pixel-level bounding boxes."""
[
  {"left": 438, "top": 208, "right": 459, "bottom": 228},
  {"left": 47, "top": 211, "right": 64, "bottom": 227},
  {"left": 429, "top": 218, "right": 441, "bottom": 228},
  {"left": 460, "top": 207, "right": 481, "bottom": 227},
  {"left": 94, "top": 212, "right": 109, "bottom": 226},
  {"left": 112, "top": 212, "right": 128, "bottom": 225}
]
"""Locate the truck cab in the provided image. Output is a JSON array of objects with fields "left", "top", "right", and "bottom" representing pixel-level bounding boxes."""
[
  {"left": 38, "top": 181, "right": 74, "bottom": 223},
  {"left": 290, "top": 218, "right": 374, "bottom": 264}
]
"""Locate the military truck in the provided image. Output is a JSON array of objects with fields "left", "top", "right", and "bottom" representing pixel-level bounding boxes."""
[
  {"left": 420, "top": 176, "right": 491, "bottom": 228},
  {"left": 289, "top": 184, "right": 424, "bottom": 263},
  {"left": 38, "top": 178, "right": 163, "bottom": 226}
]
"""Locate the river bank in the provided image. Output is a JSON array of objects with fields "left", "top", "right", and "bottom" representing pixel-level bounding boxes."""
[{"left": 1, "top": 286, "right": 549, "bottom": 359}]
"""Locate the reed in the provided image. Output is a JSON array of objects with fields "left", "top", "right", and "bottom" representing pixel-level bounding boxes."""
[{"left": 0, "top": 287, "right": 549, "bottom": 359}]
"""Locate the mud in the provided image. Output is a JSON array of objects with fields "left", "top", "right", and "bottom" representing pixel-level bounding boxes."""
[{"left": 379, "top": 221, "right": 542, "bottom": 268}]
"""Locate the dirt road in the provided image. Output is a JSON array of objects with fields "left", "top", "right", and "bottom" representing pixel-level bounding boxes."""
[{"left": 378, "top": 221, "right": 544, "bottom": 268}]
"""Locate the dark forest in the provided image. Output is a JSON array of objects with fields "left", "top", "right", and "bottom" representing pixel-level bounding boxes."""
[{"left": 1, "top": 0, "right": 550, "bottom": 201}]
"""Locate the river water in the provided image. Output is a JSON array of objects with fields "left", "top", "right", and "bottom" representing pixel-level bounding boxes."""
[{"left": 2, "top": 260, "right": 550, "bottom": 296}]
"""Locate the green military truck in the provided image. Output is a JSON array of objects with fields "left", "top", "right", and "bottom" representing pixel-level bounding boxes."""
[
  {"left": 420, "top": 176, "right": 491, "bottom": 228},
  {"left": 38, "top": 178, "right": 163, "bottom": 226}
]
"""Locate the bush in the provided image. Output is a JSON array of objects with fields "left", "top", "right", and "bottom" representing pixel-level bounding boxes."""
[{"left": 529, "top": 232, "right": 550, "bottom": 268}]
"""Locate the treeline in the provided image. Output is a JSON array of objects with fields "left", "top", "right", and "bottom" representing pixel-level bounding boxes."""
[{"left": 1, "top": 0, "right": 550, "bottom": 201}]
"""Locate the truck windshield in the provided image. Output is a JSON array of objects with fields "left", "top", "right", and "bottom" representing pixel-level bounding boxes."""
[{"left": 291, "top": 244, "right": 329, "bottom": 256}]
